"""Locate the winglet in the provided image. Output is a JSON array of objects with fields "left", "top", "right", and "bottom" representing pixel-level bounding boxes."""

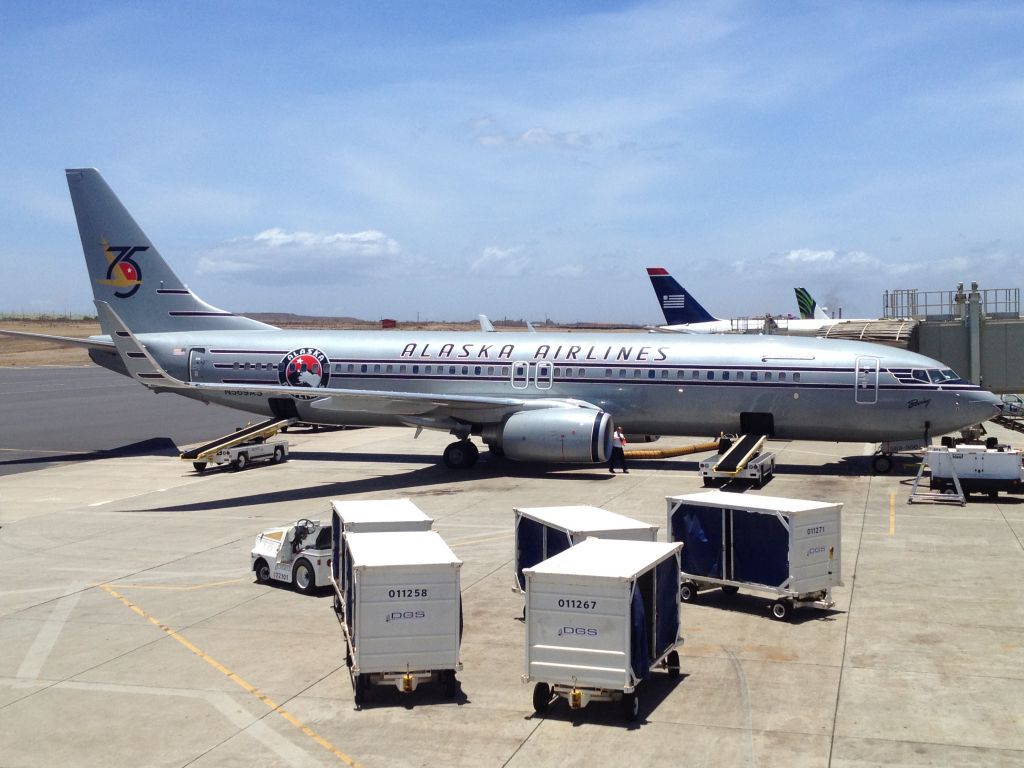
[{"left": 94, "top": 300, "right": 189, "bottom": 390}]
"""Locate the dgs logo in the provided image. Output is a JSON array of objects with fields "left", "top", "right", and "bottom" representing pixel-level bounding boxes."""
[
  {"left": 385, "top": 610, "right": 425, "bottom": 623},
  {"left": 558, "top": 626, "right": 598, "bottom": 637}
]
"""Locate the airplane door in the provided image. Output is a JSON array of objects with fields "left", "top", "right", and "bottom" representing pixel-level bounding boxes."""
[
  {"left": 189, "top": 348, "right": 207, "bottom": 382},
  {"left": 511, "top": 361, "right": 530, "bottom": 389},
  {"left": 535, "top": 362, "right": 553, "bottom": 390},
  {"left": 855, "top": 356, "right": 879, "bottom": 404}
]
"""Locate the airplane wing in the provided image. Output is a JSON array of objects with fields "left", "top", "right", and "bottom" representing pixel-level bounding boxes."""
[
  {"left": 95, "top": 301, "right": 602, "bottom": 427},
  {"left": 0, "top": 328, "right": 115, "bottom": 351}
]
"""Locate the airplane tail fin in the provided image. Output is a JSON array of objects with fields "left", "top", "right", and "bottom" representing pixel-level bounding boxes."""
[
  {"left": 66, "top": 168, "right": 275, "bottom": 334},
  {"left": 645, "top": 267, "right": 718, "bottom": 325},
  {"left": 794, "top": 287, "right": 832, "bottom": 320}
]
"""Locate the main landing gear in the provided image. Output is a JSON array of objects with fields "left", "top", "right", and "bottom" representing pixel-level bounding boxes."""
[{"left": 443, "top": 439, "right": 479, "bottom": 469}]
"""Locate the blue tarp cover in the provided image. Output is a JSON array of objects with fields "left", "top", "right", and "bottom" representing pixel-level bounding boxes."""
[
  {"left": 516, "top": 516, "right": 573, "bottom": 590},
  {"left": 629, "top": 588, "right": 649, "bottom": 681},
  {"left": 654, "top": 556, "right": 680, "bottom": 659},
  {"left": 672, "top": 504, "right": 723, "bottom": 578},
  {"left": 732, "top": 510, "right": 789, "bottom": 587}
]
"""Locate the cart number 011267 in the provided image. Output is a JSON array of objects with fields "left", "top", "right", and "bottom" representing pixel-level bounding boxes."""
[{"left": 558, "top": 598, "right": 597, "bottom": 610}]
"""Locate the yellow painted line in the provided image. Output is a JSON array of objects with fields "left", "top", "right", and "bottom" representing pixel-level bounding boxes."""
[
  {"left": 889, "top": 491, "right": 896, "bottom": 535},
  {"left": 100, "top": 584, "right": 359, "bottom": 767},
  {"left": 114, "top": 577, "right": 247, "bottom": 591}
]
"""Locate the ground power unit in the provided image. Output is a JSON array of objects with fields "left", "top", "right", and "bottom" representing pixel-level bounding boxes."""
[
  {"left": 338, "top": 531, "right": 463, "bottom": 706},
  {"left": 666, "top": 491, "right": 843, "bottom": 620},
  {"left": 523, "top": 538, "right": 683, "bottom": 721}
]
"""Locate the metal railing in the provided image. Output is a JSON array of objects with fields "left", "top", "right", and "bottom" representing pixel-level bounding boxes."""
[{"left": 883, "top": 285, "right": 1020, "bottom": 321}]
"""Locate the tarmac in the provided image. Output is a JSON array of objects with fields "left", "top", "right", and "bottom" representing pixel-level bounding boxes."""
[{"left": 1, "top": 367, "right": 1022, "bottom": 767}]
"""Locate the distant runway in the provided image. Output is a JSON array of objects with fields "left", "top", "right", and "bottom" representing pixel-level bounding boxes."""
[{"left": 0, "top": 367, "right": 248, "bottom": 476}]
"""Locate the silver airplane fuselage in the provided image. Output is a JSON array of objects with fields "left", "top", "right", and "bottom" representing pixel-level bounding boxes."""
[{"left": 123, "top": 327, "right": 997, "bottom": 443}]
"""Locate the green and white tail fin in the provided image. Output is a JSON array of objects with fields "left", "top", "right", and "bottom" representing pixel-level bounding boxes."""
[{"left": 67, "top": 168, "right": 275, "bottom": 334}]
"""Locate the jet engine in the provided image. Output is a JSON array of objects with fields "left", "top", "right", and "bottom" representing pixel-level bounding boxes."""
[{"left": 488, "top": 408, "right": 613, "bottom": 463}]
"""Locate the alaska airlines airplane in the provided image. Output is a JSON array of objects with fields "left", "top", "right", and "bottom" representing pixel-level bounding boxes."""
[
  {"left": 0, "top": 170, "right": 1000, "bottom": 469},
  {"left": 647, "top": 267, "right": 872, "bottom": 335}
]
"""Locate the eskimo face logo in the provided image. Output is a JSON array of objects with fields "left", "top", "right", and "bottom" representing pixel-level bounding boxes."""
[
  {"left": 98, "top": 238, "right": 147, "bottom": 299},
  {"left": 279, "top": 348, "right": 330, "bottom": 388}
]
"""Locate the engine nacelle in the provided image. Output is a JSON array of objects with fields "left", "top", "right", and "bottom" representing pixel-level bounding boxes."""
[{"left": 498, "top": 409, "right": 613, "bottom": 463}]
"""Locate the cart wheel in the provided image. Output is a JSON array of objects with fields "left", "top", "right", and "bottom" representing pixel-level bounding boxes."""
[
  {"left": 871, "top": 454, "right": 892, "bottom": 474},
  {"left": 666, "top": 651, "right": 680, "bottom": 679},
  {"left": 988, "top": 490, "right": 998, "bottom": 499},
  {"left": 192, "top": 462, "right": 206, "bottom": 473},
  {"left": 254, "top": 559, "right": 271, "bottom": 584},
  {"left": 702, "top": 477, "right": 714, "bottom": 487},
  {"left": 354, "top": 673, "right": 369, "bottom": 707},
  {"left": 293, "top": 559, "right": 316, "bottom": 594},
  {"left": 622, "top": 691, "right": 640, "bottom": 721},
  {"left": 272, "top": 446, "right": 285, "bottom": 464},
  {"left": 345, "top": 648, "right": 353, "bottom": 668},
  {"left": 721, "top": 585, "right": 740, "bottom": 596},
  {"left": 441, "top": 670, "right": 458, "bottom": 699},
  {"left": 771, "top": 599, "right": 791, "bottom": 621},
  {"left": 679, "top": 581, "right": 698, "bottom": 603},
  {"left": 233, "top": 452, "right": 248, "bottom": 471},
  {"left": 532, "top": 682, "right": 551, "bottom": 714}
]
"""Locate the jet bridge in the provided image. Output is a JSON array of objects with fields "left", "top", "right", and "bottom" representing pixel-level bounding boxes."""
[{"left": 179, "top": 417, "right": 296, "bottom": 462}]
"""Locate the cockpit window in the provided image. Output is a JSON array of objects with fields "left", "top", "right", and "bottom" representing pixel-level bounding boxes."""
[
  {"left": 912, "top": 370, "right": 929, "bottom": 383},
  {"left": 930, "top": 369, "right": 965, "bottom": 384}
]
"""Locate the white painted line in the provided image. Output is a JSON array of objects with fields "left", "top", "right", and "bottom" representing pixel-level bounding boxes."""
[{"left": 15, "top": 589, "right": 83, "bottom": 681}]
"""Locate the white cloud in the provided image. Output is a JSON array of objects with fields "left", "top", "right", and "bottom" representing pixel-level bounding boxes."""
[
  {"left": 470, "top": 246, "right": 532, "bottom": 277},
  {"left": 196, "top": 228, "right": 426, "bottom": 284},
  {"left": 476, "top": 124, "right": 596, "bottom": 151}
]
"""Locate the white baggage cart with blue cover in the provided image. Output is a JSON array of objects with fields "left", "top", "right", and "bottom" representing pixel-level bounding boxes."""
[
  {"left": 523, "top": 538, "right": 683, "bottom": 721},
  {"left": 513, "top": 506, "right": 660, "bottom": 598},
  {"left": 329, "top": 498, "right": 433, "bottom": 617},
  {"left": 666, "top": 491, "right": 842, "bottom": 621},
  {"left": 336, "top": 531, "right": 463, "bottom": 707}
]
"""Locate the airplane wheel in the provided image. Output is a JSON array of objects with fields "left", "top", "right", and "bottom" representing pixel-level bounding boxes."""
[
  {"left": 532, "top": 682, "right": 551, "bottom": 713},
  {"left": 293, "top": 559, "right": 315, "bottom": 594},
  {"left": 192, "top": 462, "right": 206, "bottom": 473},
  {"left": 254, "top": 559, "right": 271, "bottom": 584},
  {"left": 443, "top": 440, "right": 479, "bottom": 469},
  {"left": 872, "top": 454, "right": 892, "bottom": 474}
]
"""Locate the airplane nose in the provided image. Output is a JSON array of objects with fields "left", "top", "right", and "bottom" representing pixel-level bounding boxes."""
[{"left": 966, "top": 391, "right": 1003, "bottom": 422}]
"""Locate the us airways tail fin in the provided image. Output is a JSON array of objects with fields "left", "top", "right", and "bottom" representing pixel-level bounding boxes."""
[
  {"left": 794, "top": 287, "right": 832, "bottom": 320},
  {"left": 645, "top": 267, "right": 719, "bottom": 325},
  {"left": 66, "top": 168, "right": 275, "bottom": 334}
]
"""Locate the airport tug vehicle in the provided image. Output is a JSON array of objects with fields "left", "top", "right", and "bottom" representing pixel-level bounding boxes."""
[
  {"left": 251, "top": 518, "right": 332, "bottom": 595},
  {"left": 333, "top": 530, "right": 463, "bottom": 707},
  {"left": 523, "top": 537, "right": 684, "bottom": 722},
  {"left": 667, "top": 491, "right": 843, "bottom": 621}
]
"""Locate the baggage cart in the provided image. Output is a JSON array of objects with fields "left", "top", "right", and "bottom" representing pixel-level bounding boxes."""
[
  {"left": 666, "top": 491, "right": 842, "bottom": 621},
  {"left": 329, "top": 498, "right": 434, "bottom": 617},
  {"left": 339, "top": 531, "right": 463, "bottom": 707},
  {"left": 513, "top": 506, "right": 659, "bottom": 595},
  {"left": 523, "top": 538, "right": 683, "bottom": 721}
]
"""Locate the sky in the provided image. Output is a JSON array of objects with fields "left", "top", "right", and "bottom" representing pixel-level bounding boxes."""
[{"left": 1, "top": 1, "right": 1022, "bottom": 324}]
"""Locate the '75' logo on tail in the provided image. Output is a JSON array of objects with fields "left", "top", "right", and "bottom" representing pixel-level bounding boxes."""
[{"left": 98, "top": 238, "right": 147, "bottom": 298}]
